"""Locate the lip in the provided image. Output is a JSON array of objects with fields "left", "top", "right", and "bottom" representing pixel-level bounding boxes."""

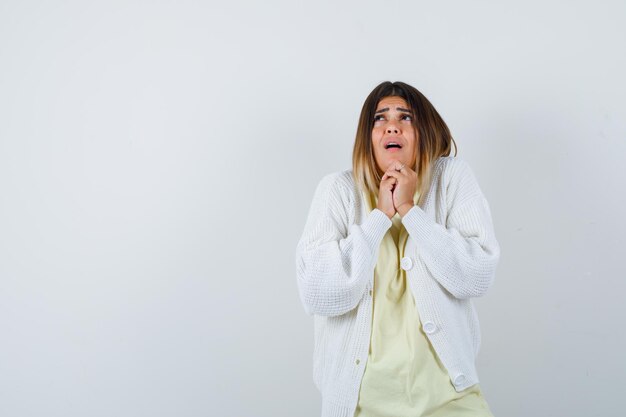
[
  {"left": 385, "top": 147, "right": 402, "bottom": 152},
  {"left": 383, "top": 138, "right": 404, "bottom": 150}
]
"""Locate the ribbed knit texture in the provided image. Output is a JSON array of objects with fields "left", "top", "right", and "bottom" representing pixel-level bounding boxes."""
[{"left": 295, "top": 156, "right": 500, "bottom": 417}]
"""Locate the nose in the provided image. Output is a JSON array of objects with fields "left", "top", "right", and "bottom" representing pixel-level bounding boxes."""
[{"left": 386, "top": 124, "right": 399, "bottom": 134}]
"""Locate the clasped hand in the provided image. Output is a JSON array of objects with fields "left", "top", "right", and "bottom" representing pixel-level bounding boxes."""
[{"left": 377, "top": 160, "right": 418, "bottom": 219}]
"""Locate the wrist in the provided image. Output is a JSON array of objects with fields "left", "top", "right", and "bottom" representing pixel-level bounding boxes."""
[{"left": 397, "top": 202, "right": 414, "bottom": 217}]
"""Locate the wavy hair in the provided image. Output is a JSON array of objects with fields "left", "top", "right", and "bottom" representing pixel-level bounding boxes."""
[{"left": 352, "top": 81, "right": 457, "bottom": 207}]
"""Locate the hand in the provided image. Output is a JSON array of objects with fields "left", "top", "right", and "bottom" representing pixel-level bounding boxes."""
[
  {"left": 377, "top": 172, "right": 397, "bottom": 219},
  {"left": 384, "top": 160, "right": 418, "bottom": 217}
]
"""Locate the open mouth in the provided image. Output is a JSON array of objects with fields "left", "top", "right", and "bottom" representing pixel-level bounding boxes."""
[{"left": 385, "top": 142, "right": 402, "bottom": 150}]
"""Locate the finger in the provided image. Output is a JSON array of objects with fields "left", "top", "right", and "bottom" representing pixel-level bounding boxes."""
[
  {"left": 381, "top": 175, "right": 398, "bottom": 184},
  {"left": 394, "top": 161, "right": 407, "bottom": 172},
  {"left": 387, "top": 163, "right": 407, "bottom": 174},
  {"left": 384, "top": 170, "right": 402, "bottom": 180},
  {"left": 386, "top": 160, "right": 403, "bottom": 171},
  {"left": 381, "top": 178, "right": 397, "bottom": 190}
]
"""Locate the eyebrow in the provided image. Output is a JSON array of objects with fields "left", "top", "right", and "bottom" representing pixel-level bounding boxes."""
[{"left": 375, "top": 107, "right": 412, "bottom": 114}]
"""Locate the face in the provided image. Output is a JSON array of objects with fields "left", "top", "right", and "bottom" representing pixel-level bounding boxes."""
[{"left": 371, "top": 96, "right": 417, "bottom": 174}]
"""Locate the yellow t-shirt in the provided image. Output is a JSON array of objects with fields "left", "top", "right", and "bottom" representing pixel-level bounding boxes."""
[{"left": 354, "top": 189, "right": 494, "bottom": 417}]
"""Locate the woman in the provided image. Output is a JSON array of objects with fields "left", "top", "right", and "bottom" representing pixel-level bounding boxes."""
[{"left": 295, "top": 81, "right": 500, "bottom": 417}]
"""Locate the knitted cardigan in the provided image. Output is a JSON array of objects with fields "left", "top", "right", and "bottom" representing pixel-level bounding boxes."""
[{"left": 295, "top": 156, "right": 501, "bottom": 417}]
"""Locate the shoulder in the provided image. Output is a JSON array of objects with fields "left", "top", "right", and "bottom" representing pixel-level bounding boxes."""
[
  {"left": 308, "top": 170, "right": 356, "bottom": 228},
  {"left": 314, "top": 169, "right": 356, "bottom": 197},
  {"left": 432, "top": 156, "right": 480, "bottom": 188},
  {"left": 435, "top": 156, "right": 486, "bottom": 208},
  {"left": 434, "top": 155, "right": 473, "bottom": 177}
]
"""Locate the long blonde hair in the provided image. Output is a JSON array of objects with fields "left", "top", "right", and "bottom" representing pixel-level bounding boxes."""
[{"left": 352, "top": 81, "right": 457, "bottom": 207}]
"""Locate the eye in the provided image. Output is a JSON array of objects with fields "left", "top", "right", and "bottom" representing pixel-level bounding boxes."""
[
  {"left": 400, "top": 114, "right": 412, "bottom": 121},
  {"left": 373, "top": 114, "right": 385, "bottom": 122}
]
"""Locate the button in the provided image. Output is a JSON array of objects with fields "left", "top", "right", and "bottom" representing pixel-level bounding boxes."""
[
  {"left": 355, "top": 359, "right": 360, "bottom": 365},
  {"left": 454, "top": 374, "right": 466, "bottom": 386},
  {"left": 400, "top": 257, "right": 413, "bottom": 270},
  {"left": 423, "top": 321, "right": 437, "bottom": 334},
  {"left": 369, "top": 289, "right": 372, "bottom": 296}
]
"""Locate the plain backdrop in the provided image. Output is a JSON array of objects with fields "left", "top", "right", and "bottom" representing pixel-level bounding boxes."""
[{"left": 1, "top": 1, "right": 625, "bottom": 416}]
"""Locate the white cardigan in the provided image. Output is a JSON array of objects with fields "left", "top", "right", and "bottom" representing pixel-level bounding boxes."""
[{"left": 295, "top": 156, "right": 501, "bottom": 417}]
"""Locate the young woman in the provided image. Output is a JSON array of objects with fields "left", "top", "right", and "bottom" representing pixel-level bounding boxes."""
[{"left": 296, "top": 81, "right": 500, "bottom": 417}]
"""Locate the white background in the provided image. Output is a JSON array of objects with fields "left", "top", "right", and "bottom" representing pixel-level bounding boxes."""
[{"left": 1, "top": 1, "right": 625, "bottom": 416}]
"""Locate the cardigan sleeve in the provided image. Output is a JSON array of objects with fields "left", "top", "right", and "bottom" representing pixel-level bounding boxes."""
[
  {"left": 295, "top": 173, "right": 391, "bottom": 317},
  {"left": 401, "top": 160, "right": 500, "bottom": 299}
]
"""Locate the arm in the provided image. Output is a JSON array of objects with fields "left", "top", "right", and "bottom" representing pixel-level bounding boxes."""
[
  {"left": 295, "top": 173, "right": 391, "bottom": 316},
  {"left": 401, "top": 161, "right": 500, "bottom": 299}
]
